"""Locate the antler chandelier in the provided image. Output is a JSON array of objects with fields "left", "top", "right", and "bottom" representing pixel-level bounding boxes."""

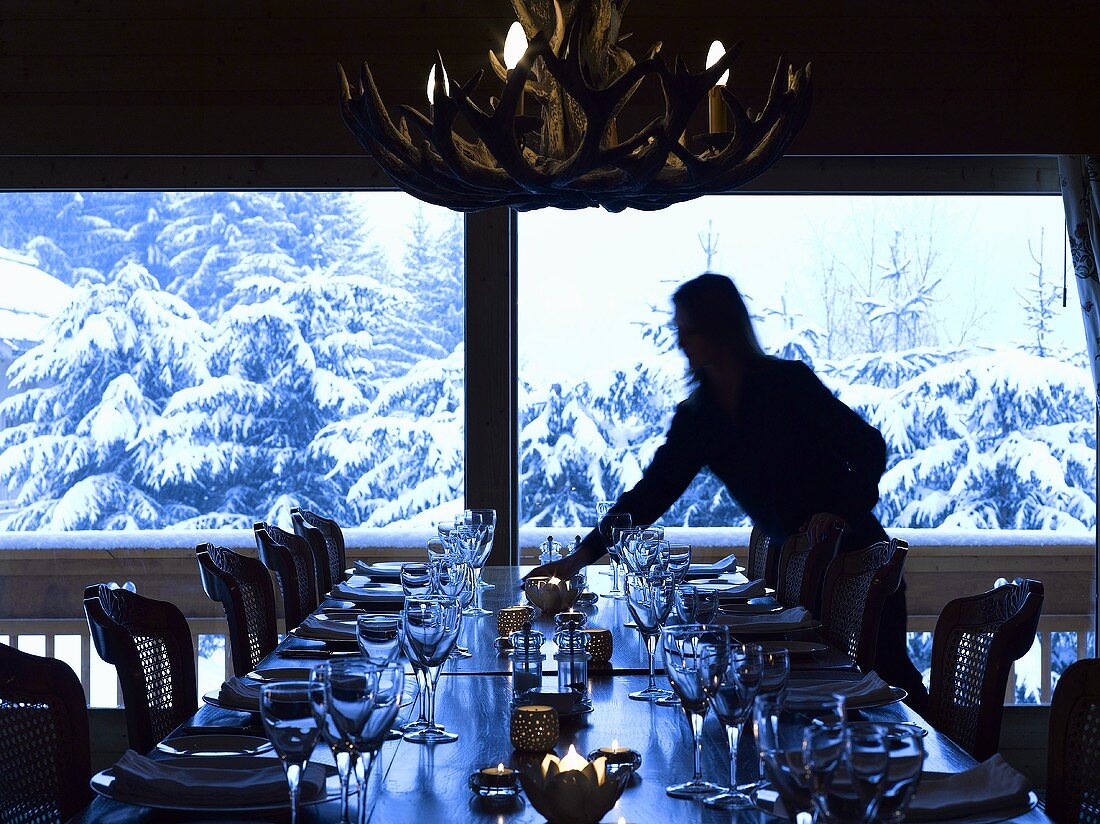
[{"left": 339, "top": 0, "right": 812, "bottom": 212}]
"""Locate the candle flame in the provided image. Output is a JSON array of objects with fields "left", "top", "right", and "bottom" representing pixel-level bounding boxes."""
[
  {"left": 547, "top": 575, "right": 561, "bottom": 585},
  {"left": 558, "top": 744, "right": 589, "bottom": 772},
  {"left": 497, "top": 762, "right": 505, "bottom": 772},
  {"left": 503, "top": 21, "right": 527, "bottom": 70},
  {"left": 611, "top": 738, "right": 619, "bottom": 749},
  {"left": 706, "top": 40, "right": 730, "bottom": 86}
]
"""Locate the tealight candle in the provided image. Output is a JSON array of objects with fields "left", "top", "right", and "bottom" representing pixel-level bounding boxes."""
[
  {"left": 588, "top": 739, "right": 642, "bottom": 776},
  {"left": 468, "top": 762, "right": 520, "bottom": 797},
  {"left": 496, "top": 604, "right": 535, "bottom": 649},
  {"left": 582, "top": 628, "right": 613, "bottom": 664}
]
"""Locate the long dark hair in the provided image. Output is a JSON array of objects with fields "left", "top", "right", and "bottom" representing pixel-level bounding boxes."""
[{"left": 673, "top": 273, "right": 765, "bottom": 374}]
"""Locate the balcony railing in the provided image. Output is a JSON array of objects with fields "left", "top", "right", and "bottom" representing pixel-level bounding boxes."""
[{"left": 0, "top": 527, "right": 1094, "bottom": 706}]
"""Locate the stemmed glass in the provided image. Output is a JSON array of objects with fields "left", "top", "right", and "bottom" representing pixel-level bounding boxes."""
[
  {"left": 355, "top": 614, "right": 404, "bottom": 741},
  {"left": 311, "top": 667, "right": 354, "bottom": 822},
  {"left": 624, "top": 572, "right": 675, "bottom": 702},
  {"left": 666, "top": 543, "right": 693, "bottom": 583},
  {"left": 447, "top": 523, "right": 492, "bottom": 616},
  {"left": 325, "top": 660, "right": 405, "bottom": 824},
  {"left": 871, "top": 723, "right": 925, "bottom": 821},
  {"left": 661, "top": 624, "right": 729, "bottom": 798},
  {"left": 400, "top": 562, "right": 433, "bottom": 597},
  {"left": 674, "top": 585, "right": 721, "bottom": 624},
  {"left": 597, "top": 508, "right": 632, "bottom": 598},
  {"left": 431, "top": 555, "right": 474, "bottom": 658},
  {"left": 462, "top": 508, "right": 497, "bottom": 591},
  {"left": 705, "top": 642, "right": 764, "bottom": 809},
  {"left": 260, "top": 681, "right": 323, "bottom": 824},
  {"left": 400, "top": 595, "right": 461, "bottom": 744},
  {"left": 741, "top": 648, "right": 792, "bottom": 795}
]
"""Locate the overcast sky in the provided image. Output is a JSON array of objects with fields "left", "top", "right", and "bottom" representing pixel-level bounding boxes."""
[{"left": 361, "top": 193, "right": 1077, "bottom": 385}]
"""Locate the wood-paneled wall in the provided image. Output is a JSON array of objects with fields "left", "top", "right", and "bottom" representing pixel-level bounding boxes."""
[{"left": 0, "top": 0, "right": 1096, "bottom": 165}]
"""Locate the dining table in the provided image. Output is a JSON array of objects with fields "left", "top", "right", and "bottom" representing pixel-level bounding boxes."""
[{"left": 73, "top": 563, "right": 1051, "bottom": 823}]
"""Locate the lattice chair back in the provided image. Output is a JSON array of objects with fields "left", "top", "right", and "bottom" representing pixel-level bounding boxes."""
[
  {"left": 0, "top": 643, "right": 91, "bottom": 824},
  {"left": 819, "top": 538, "right": 908, "bottom": 672},
  {"left": 747, "top": 525, "right": 777, "bottom": 588},
  {"left": 196, "top": 543, "right": 278, "bottom": 677},
  {"left": 82, "top": 584, "right": 196, "bottom": 754},
  {"left": 1047, "top": 657, "right": 1100, "bottom": 822},
  {"left": 290, "top": 507, "right": 347, "bottom": 597},
  {"left": 928, "top": 578, "right": 1044, "bottom": 761},
  {"left": 776, "top": 525, "right": 843, "bottom": 617},
  {"left": 254, "top": 521, "right": 319, "bottom": 633}
]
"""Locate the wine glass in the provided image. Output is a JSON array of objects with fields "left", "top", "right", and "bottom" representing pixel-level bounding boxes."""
[
  {"left": 426, "top": 537, "right": 449, "bottom": 564},
  {"left": 761, "top": 648, "right": 791, "bottom": 702},
  {"left": 623, "top": 572, "right": 675, "bottom": 702},
  {"left": 674, "top": 585, "right": 721, "bottom": 624},
  {"left": 325, "top": 660, "right": 405, "bottom": 824},
  {"left": 400, "top": 562, "right": 434, "bottom": 596},
  {"left": 400, "top": 595, "right": 461, "bottom": 744},
  {"left": 661, "top": 624, "right": 729, "bottom": 798},
  {"left": 705, "top": 642, "right": 764, "bottom": 809},
  {"left": 666, "top": 543, "right": 693, "bottom": 583},
  {"left": 309, "top": 668, "right": 353, "bottom": 824},
  {"left": 260, "top": 681, "right": 323, "bottom": 824},
  {"left": 598, "top": 511, "right": 632, "bottom": 598},
  {"left": 854, "top": 722, "right": 923, "bottom": 822},
  {"left": 356, "top": 614, "right": 401, "bottom": 664},
  {"left": 462, "top": 508, "right": 497, "bottom": 590},
  {"left": 431, "top": 556, "right": 474, "bottom": 658},
  {"left": 448, "top": 523, "right": 492, "bottom": 616}
]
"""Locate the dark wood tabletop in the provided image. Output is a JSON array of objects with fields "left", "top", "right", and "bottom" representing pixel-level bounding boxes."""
[{"left": 74, "top": 565, "right": 1051, "bottom": 823}]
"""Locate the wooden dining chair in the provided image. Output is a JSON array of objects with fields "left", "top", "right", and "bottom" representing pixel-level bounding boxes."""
[
  {"left": 0, "top": 643, "right": 91, "bottom": 824},
  {"left": 747, "top": 525, "right": 777, "bottom": 588},
  {"left": 254, "top": 521, "right": 319, "bottom": 633},
  {"left": 819, "top": 538, "right": 908, "bottom": 672},
  {"left": 83, "top": 584, "right": 196, "bottom": 754},
  {"left": 775, "top": 524, "right": 843, "bottom": 617},
  {"left": 290, "top": 506, "right": 347, "bottom": 598},
  {"left": 196, "top": 543, "right": 278, "bottom": 677},
  {"left": 927, "top": 578, "right": 1044, "bottom": 761},
  {"left": 1045, "top": 657, "right": 1100, "bottom": 822}
]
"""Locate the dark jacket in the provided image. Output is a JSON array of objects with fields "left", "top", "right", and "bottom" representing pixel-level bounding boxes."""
[{"left": 580, "top": 357, "right": 887, "bottom": 560}]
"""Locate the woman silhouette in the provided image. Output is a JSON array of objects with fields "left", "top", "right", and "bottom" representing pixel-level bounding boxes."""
[{"left": 529, "top": 272, "right": 928, "bottom": 713}]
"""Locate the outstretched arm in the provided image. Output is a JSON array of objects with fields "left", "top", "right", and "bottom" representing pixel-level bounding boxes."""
[{"left": 525, "top": 401, "right": 706, "bottom": 579}]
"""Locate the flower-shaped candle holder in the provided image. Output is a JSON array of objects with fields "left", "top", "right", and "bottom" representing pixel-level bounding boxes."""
[
  {"left": 524, "top": 575, "right": 580, "bottom": 616},
  {"left": 519, "top": 745, "right": 631, "bottom": 824}
]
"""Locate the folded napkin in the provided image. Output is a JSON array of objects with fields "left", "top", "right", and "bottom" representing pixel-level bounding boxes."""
[
  {"left": 216, "top": 676, "right": 263, "bottom": 712},
  {"left": 330, "top": 581, "right": 405, "bottom": 607},
  {"left": 715, "top": 578, "right": 766, "bottom": 599},
  {"left": 784, "top": 671, "right": 896, "bottom": 709},
  {"left": 293, "top": 613, "right": 357, "bottom": 642},
  {"left": 905, "top": 755, "right": 1032, "bottom": 821},
  {"left": 353, "top": 560, "right": 401, "bottom": 579},
  {"left": 109, "top": 750, "right": 325, "bottom": 806},
  {"left": 720, "top": 606, "right": 816, "bottom": 632},
  {"left": 688, "top": 553, "right": 740, "bottom": 574}
]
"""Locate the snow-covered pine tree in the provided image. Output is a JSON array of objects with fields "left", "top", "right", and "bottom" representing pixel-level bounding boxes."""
[
  {"left": 0, "top": 262, "right": 211, "bottom": 529},
  {"left": 371, "top": 207, "right": 464, "bottom": 380},
  {"left": 312, "top": 345, "right": 465, "bottom": 527}
]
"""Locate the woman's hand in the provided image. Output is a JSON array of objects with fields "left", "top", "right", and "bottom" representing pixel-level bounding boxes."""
[
  {"left": 523, "top": 553, "right": 584, "bottom": 582},
  {"left": 803, "top": 512, "right": 848, "bottom": 545}
]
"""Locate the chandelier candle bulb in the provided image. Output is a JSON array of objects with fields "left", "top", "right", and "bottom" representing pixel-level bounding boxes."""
[
  {"left": 502, "top": 21, "right": 527, "bottom": 116},
  {"left": 706, "top": 41, "right": 730, "bottom": 134}
]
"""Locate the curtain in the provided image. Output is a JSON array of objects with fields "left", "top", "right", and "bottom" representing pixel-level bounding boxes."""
[{"left": 1058, "top": 154, "right": 1100, "bottom": 651}]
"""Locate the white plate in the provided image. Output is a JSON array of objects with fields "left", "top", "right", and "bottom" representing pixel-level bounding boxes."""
[
  {"left": 786, "top": 686, "right": 907, "bottom": 711},
  {"left": 156, "top": 734, "right": 273, "bottom": 757},
  {"left": 757, "top": 640, "right": 828, "bottom": 657},
  {"left": 244, "top": 667, "right": 315, "bottom": 683},
  {"left": 726, "top": 619, "right": 822, "bottom": 635},
  {"left": 90, "top": 756, "right": 341, "bottom": 812},
  {"left": 202, "top": 690, "right": 259, "bottom": 713},
  {"left": 719, "top": 602, "right": 784, "bottom": 615}
]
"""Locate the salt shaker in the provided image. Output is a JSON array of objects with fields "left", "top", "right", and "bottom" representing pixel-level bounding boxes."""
[
  {"left": 553, "top": 620, "right": 591, "bottom": 707},
  {"left": 508, "top": 621, "right": 545, "bottom": 703}
]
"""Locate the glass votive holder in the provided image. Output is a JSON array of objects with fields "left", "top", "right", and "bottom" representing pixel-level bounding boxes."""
[
  {"left": 468, "top": 762, "right": 520, "bottom": 797},
  {"left": 510, "top": 704, "right": 560, "bottom": 752},
  {"left": 554, "top": 610, "right": 588, "bottom": 629},
  {"left": 588, "top": 741, "right": 642, "bottom": 777},
  {"left": 582, "top": 628, "right": 613, "bottom": 665},
  {"left": 495, "top": 605, "right": 534, "bottom": 649}
]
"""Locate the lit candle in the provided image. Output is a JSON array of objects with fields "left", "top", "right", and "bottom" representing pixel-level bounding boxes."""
[
  {"left": 503, "top": 21, "right": 527, "bottom": 116},
  {"left": 591, "top": 739, "right": 642, "bottom": 775},
  {"left": 706, "top": 40, "right": 729, "bottom": 133},
  {"left": 480, "top": 762, "right": 516, "bottom": 784},
  {"left": 469, "top": 762, "right": 520, "bottom": 797}
]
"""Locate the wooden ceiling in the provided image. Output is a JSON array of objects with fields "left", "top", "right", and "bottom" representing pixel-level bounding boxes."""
[{"left": 0, "top": 1, "right": 1095, "bottom": 162}]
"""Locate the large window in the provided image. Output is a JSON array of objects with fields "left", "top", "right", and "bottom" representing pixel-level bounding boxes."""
[
  {"left": 0, "top": 192, "right": 464, "bottom": 532},
  {"left": 519, "top": 195, "right": 1089, "bottom": 532}
]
